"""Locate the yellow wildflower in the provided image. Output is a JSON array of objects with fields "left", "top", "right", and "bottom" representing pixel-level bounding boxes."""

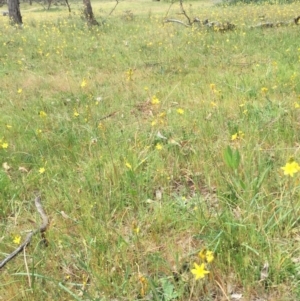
[
  {"left": 98, "top": 122, "right": 104, "bottom": 130},
  {"left": 17, "top": 88, "right": 22, "bottom": 94},
  {"left": 2, "top": 142, "right": 8, "bottom": 149},
  {"left": 206, "top": 251, "right": 214, "bottom": 263},
  {"left": 177, "top": 108, "right": 184, "bottom": 115},
  {"left": 210, "top": 83, "right": 216, "bottom": 90},
  {"left": 261, "top": 87, "right": 268, "bottom": 93},
  {"left": 281, "top": 161, "right": 300, "bottom": 177},
  {"left": 151, "top": 120, "right": 157, "bottom": 126},
  {"left": 13, "top": 235, "right": 21, "bottom": 245},
  {"left": 198, "top": 249, "right": 207, "bottom": 260},
  {"left": 126, "top": 68, "right": 133, "bottom": 81},
  {"left": 39, "top": 167, "right": 46, "bottom": 174},
  {"left": 39, "top": 111, "right": 47, "bottom": 118},
  {"left": 125, "top": 162, "right": 132, "bottom": 170},
  {"left": 156, "top": 143, "right": 163, "bottom": 150},
  {"left": 191, "top": 263, "right": 209, "bottom": 280},
  {"left": 81, "top": 79, "right": 87, "bottom": 88},
  {"left": 151, "top": 95, "right": 160, "bottom": 105},
  {"left": 199, "top": 248, "right": 214, "bottom": 263},
  {"left": 231, "top": 131, "right": 244, "bottom": 141},
  {"left": 231, "top": 133, "right": 238, "bottom": 141},
  {"left": 139, "top": 275, "right": 148, "bottom": 297},
  {"left": 238, "top": 130, "right": 245, "bottom": 138}
]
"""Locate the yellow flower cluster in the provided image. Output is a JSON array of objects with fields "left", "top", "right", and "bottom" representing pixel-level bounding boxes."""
[
  {"left": 191, "top": 248, "right": 214, "bottom": 280},
  {"left": 231, "top": 130, "right": 244, "bottom": 141},
  {"left": 151, "top": 95, "right": 160, "bottom": 105}
]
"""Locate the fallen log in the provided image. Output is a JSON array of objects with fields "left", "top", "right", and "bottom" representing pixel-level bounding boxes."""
[
  {"left": 250, "top": 16, "right": 300, "bottom": 29},
  {"left": 164, "top": 18, "right": 236, "bottom": 32},
  {"left": 165, "top": 15, "right": 299, "bottom": 32}
]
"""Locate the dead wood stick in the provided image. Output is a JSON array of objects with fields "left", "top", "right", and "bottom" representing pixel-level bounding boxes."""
[
  {"left": 98, "top": 111, "right": 119, "bottom": 121},
  {"left": 108, "top": 0, "right": 119, "bottom": 16},
  {"left": 164, "top": 0, "right": 175, "bottom": 18},
  {"left": 164, "top": 18, "right": 190, "bottom": 27},
  {"left": 0, "top": 195, "right": 49, "bottom": 269},
  {"left": 179, "top": 0, "right": 191, "bottom": 25}
]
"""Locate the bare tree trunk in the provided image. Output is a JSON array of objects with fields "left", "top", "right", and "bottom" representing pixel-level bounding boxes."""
[
  {"left": 83, "top": 0, "right": 98, "bottom": 25},
  {"left": 8, "top": 0, "right": 22, "bottom": 25}
]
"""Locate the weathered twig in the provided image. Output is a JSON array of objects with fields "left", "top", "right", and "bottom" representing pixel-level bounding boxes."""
[
  {"left": 164, "top": 0, "right": 197, "bottom": 27},
  {"left": 0, "top": 195, "right": 49, "bottom": 269},
  {"left": 98, "top": 111, "right": 119, "bottom": 121},
  {"left": 108, "top": 0, "right": 119, "bottom": 16},
  {"left": 99, "top": 0, "right": 119, "bottom": 25},
  {"left": 179, "top": 0, "right": 191, "bottom": 25},
  {"left": 23, "top": 246, "right": 31, "bottom": 287},
  {"left": 164, "top": 0, "right": 175, "bottom": 18},
  {"left": 166, "top": 1, "right": 235, "bottom": 30}
]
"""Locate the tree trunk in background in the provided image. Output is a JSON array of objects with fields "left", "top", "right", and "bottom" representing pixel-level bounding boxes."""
[
  {"left": 8, "top": 0, "right": 22, "bottom": 25},
  {"left": 47, "top": 0, "right": 52, "bottom": 10},
  {"left": 83, "top": 0, "right": 99, "bottom": 25},
  {"left": 65, "top": 0, "right": 71, "bottom": 13}
]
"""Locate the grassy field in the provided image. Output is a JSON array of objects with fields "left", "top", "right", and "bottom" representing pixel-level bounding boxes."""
[{"left": 1, "top": 0, "right": 300, "bottom": 300}]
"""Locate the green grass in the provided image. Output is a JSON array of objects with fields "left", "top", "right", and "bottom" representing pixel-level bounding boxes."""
[{"left": 1, "top": 0, "right": 300, "bottom": 300}]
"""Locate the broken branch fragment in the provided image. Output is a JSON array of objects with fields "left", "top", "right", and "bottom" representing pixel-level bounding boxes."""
[{"left": 0, "top": 194, "right": 49, "bottom": 269}]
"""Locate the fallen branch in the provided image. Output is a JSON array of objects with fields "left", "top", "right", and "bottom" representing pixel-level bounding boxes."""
[
  {"left": 250, "top": 16, "right": 300, "bottom": 28},
  {"left": 165, "top": 1, "right": 299, "bottom": 31},
  {"left": 165, "top": 17, "right": 235, "bottom": 32},
  {"left": 98, "top": 110, "right": 119, "bottom": 121},
  {"left": 166, "top": 1, "right": 235, "bottom": 30},
  {"left": 165, "top": 14, "right": 299, "bottom": 31},
  {"left": 165, "top": 18, "right": 190, "bottom": 27},
  {"left": 0, "top": 194, "right": 49, "bottom": 269},
  {"left": 203, "top": 20, "right": 236, "bottom": 31}
]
